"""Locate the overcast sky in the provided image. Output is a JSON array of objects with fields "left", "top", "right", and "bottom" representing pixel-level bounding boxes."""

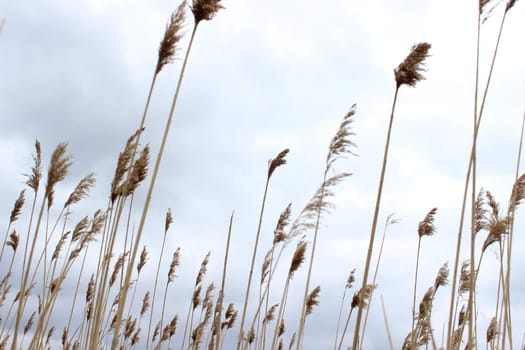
[{"left": 1, "top": 0, "right": 524, "bottom": 349}]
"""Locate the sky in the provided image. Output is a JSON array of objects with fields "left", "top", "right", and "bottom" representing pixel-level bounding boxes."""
[{"left": 1, "top": 0, "right": 524, "bottom": 349}]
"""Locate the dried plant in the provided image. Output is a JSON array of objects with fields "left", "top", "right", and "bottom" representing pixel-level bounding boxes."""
[
  {"left": 487, "top": 316, "right": 499, "bottom": 343},
  {"left": 394, "top": 42, "right": 431, "bottom": 88},
  {"left": 165, "top": 208, "right": 174, "bottom": 233},
  {"left": 25, "top": 140, "right": 42, "bottom": 192},
  {"left": 418, "top": 207, "right": 438, "bottom": 237},
  {"left": 156, "top": 1, "right": 187, "bottom": 74},
  {"left": 64, "top": 173, "right": 96, "bottom": 208},
  {"left": 191, "top": 0, "right": 223, "bottom": 24},
  {"left": 305, "top": 285, "right": 321, "bottom": 316},
  {"left": 45, "top": 143, "right": 73, "bottom": 208},
  {"left": 268, "top": 148, "right": 290, "bottom": 179},
  {"left": 9, "top": 190, "right": 26, "bottom": 224}
]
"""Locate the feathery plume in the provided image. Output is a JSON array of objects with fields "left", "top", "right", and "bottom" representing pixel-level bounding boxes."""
[
  {"left": 418, "top": 207, "right": 438, "bottom": 237},
  {"left": 168, "top": 247, "right": 181, "bottom": 282},
  {"left": 486, "top": 316, "right": 498, "bottom": 343},
  {"left": 141, "top": 291, "right": 150, "bottom": 316},
  {"left": 394, "top": 42, "right": 431, "bottom": 88},
  {"left": 25, "top": 140, "right": 42, "bottom": 192},
  {"left": 274, "top": 203, "right": 292, "bottom": 244},
  {"left": 24, "top": 312, "right": 36, "bottom": 334},
  {"left": 474, "top": 188, "right": 488, "bottom": 234},
  {"left": 6, "top": 231, "right": 19, "bottom": 252},
  {"left": 191, "top": 0, "right": 223, "bottom": 24},
  {"left": 122, "top": 145, "right": 150, "bottom": 197},
  {"left": 165, "top": 208, "right": 174, "bottom": 233},
  {"left": 268, "top": 148, "right": 289, "bottom": 179},
  {"left": 326, "top": 105, "right": 357, "bottom": 170},
  {"left": 71, "top": 216, "right": 89, "bottom": 242},
  {"left": 458, "top": 260, "right": 472, "bottom": 295},
  {"left": 509, "top": 172, "right": 525, "bottom": 213},
  {"left": 156, "top": 1, "right": 187, "bottom": 74},
  {"left": 305, "top": 285, "right": 321, "bottom": 316},
  {"left": 346, "top": 268, "right": 356, "bottom": 289},
  {"left": 137, "top": 245, "right": 148, "bottom": 273},
  {"left": 110, "top": 253, "right": 128, "bottom": 287},
  {"left": 86, "top": 274, "right": 95, "bottom": 303},
  {"left": 52, "top": 231, "right": 70, "bottom": 261},
  {"left": 64, "top": 173, "right": 96, "bottom": 207},
  {"left": 264, "top": 304, "right": 279, "bottom": 323},
  {"left": 110, "top": 129, "right": 142, "bottom": 202},
  {"left": 434, "top": 262, "right": 449, "bottom": 290},
  {"left": 46, "top": 143, "right": 73, "bottom": 208},
  {"left": 196, "top": 251, "right": 211, "bottom": 285},
  {"left": 289, "top": 241, "right": 307, "bottom": 276},
  {"left": 9, "top": 190, "right": 25, "bottom": 224}
]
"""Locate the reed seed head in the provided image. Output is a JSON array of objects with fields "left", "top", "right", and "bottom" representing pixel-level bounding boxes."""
[
  {"left": 111, "top": 129, "right": 142, "bottom": 202},
  {"left": 289, "top": 240, "right": 307, "bottom": 276},
  {"left": 274, "top": 203, "right": 292, "bottom": 244},
  {"left": 418, "top": 207, "right": 437, "bottom": 237},
  {"left": 46, "top": 142, "right": 73, "bottom": 208},
  {"left": 247, "top": 326, "right": 255, "bottom": 344},
  {"left": 141, "top": 291, "right": 150, "bottom": 316},
  {"left": 394, "top": 42, "right": 431, "bottom": 88},
  {"left": 509, "top": 172, "right": 525, "bottom": 213},
  {"left": 486, "top": 316, "right": 498, "bottom": 343},
  {"left": 264, "top": 303, "right": 279, "bottom": 323},
  {"left": 156, "top": 1, "right": 187, "bottom": 74},
  {"left": 168, "top": 247, "right": 181, "bottom": 282},
  {"left": 9, "top": 190, "right": 25, "bottom": 224},
  {"left": 305, "top": 285, "right": 321, "bottom": 316},
  {"left": 346, "top": 268, "right": 356, "bottom": 289},
  {"left": 25, "top": 140, "right": 42, "bottom": 192},
  {"left": 268, "top": 148, "right": 289, "bottom": 179},
  {"left": 506, "top": 0, "right": 518, "bottom": 11},
  {"left": 165, "top": 208, "right": 174, "bottom": 233},
  {"left": 326, "top": 105, "right": 357, "bottom": 171},
  {"left": 24, "top": 311, "right": 36, "bottom": 334},
  {"left": 196, "top": 251, "right": 211, "bottom": 285},
  {"left": 86, "top": 274, "right": 95, "bottom": 303},
  {"left": 434, "top": 262, "right": 449, "bottom": 290},
  {"left": 65, "top": 173, "right": 96, "bottom": 208},
  {"left": 137, "top": 245, "right": 148, "bottom": 273},
  {"left": 6, "top": 231, "right": 19, "bottom": 252},
  {"left": 122, "top": 145, "right": 149, "bottom": 197},
  {"left": 191, "top": 0, "right": 223, "bottom": 24}
]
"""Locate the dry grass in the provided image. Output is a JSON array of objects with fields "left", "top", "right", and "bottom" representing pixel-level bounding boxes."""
[{"left": 0, "top": 0, "right": 523, "bottom": 349}]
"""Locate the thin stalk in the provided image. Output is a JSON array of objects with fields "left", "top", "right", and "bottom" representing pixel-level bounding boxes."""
[
  {"left": 361, "top": 214, "right": 396, "bottom": 345},
  {"left": 237, "top": 176, "right": 271, "bottom": 350},
  {"left": 215, "top": 212, "right": 234, "bottom": 350},
  {"left": 410, "top": 237, "right": 422, "bottom": 349},
  {"left": 448, "top": 7, "right": 509, "bottom": 348},
  {"left": 352, "top": 86, "right": 400, "bottom": 350},
  {"left": 12, "top": 192, "right": 47, "bottom": 350},
  {"left": 295, "top": 170, "right": 328, "bottom": 350},
  {"left": 380, "top": 295, "right": 394, "bottom": 350},
  {"left": 468, "top": 9, "right": 481, "bottom": 348},
  {"left": 111, "top": 23, "right": 199, "bottom": 350},
  {"left": 145, "top": 230, "right": 168, "bottom": 349}
]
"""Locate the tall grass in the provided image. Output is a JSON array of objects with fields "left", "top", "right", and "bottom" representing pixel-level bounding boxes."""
[{"left": 0, "top": 0, "right": 523, "bottom": 349}]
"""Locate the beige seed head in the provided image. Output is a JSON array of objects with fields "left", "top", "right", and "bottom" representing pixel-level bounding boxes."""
[
  {"left": 268, "top": 148, "right": 289, "bottom": 179},
  {"left": 394, "top": 42, "right": 431, "bottom": 88},
  {"left": 64, "top": 173, "right": 96, "bottom": 208},
  {"left": 9, "top": 190, "right": 25, "bottom": 224},
  {"left": 191, "top": 0, "right": 223, "bottom": 24},
  {"left": 418, "top": 207, "right": 437, "bottom": 237},
  {"left": 156, "top": 0, "right": 187, "bottom": 74}
]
